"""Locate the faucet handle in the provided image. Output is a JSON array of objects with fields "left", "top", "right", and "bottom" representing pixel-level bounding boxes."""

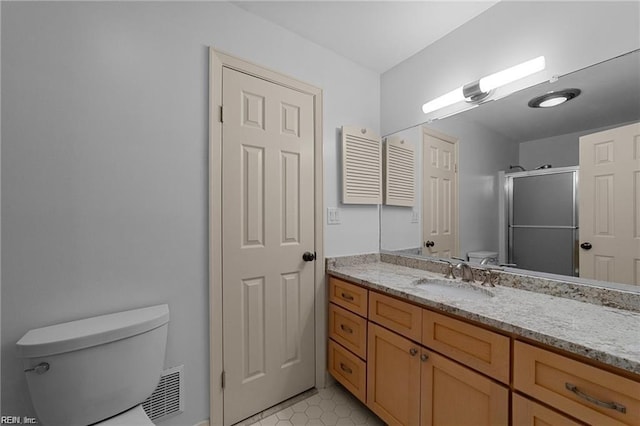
[{"left": 481, "top": 267, "right": 503, "bottom": 287}]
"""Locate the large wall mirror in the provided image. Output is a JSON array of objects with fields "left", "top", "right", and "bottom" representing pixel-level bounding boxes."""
[{"left": 380, "top": 49, "right": 640, "bottom": 288}]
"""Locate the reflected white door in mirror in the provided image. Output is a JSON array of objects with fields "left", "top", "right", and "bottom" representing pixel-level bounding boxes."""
[
  {"left": 422, "top": 127, "right": 458, "bottom": 259},
  {"left": 579, "top": 122, "right": 640, "bottom": 285}
]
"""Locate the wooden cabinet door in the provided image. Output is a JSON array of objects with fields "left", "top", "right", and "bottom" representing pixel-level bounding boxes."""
[
  {"left": 421, "top": 350, "right": 509, "bottom": 426},
  {"left": 513, "top": 393, "right": 584, "bottom": 426},
  {"left": 367, "top": 323, "right": 421, "bottom": 426}
]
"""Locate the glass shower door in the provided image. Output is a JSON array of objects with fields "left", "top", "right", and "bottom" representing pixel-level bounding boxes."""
[{"left": 508, "top": 168, "right": 578, "bottom": 276}]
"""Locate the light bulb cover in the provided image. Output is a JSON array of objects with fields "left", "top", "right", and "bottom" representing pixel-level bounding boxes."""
[
  {"left": 422, "top": 86, "right": 465, "bottom": 114},
  {"left": 528, "top": 88, "right": 581, "bottom": 108},
  {"left": 479, "top": 56, "right": 546, "bottom": 93},
  {"left": 422, "top": 56, "right": 546, "bottom": 115}
]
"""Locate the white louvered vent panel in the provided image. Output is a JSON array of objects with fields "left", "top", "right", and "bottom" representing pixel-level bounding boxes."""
[
  {"left": 342, "top": 126, "right": 382, "bottom": 204},
  {"left": 384, "top": 137, "right": 415, "bottom": 206},
  {"left": 142, "top": 365, "right": 184, "bottom": 423}
]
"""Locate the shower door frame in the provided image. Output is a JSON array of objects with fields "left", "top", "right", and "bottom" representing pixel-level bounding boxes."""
[{"left": 505, "top": 166, "right": 579, "bottom": 277}]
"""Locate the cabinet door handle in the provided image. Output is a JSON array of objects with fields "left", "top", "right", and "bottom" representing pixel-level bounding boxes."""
[
  {"left": 565, "top": 383, "right": 626, "bottom": 413},
  {"left": 420, "top": 353, "right": 429, "bottom": 362},
  {"left": 339, "top": 363, "right": 353, "bottom": 374},
  {"left": 340, "top": 292, "right": 354, "bottom": 301},
  {"left": 340, "top": 324, "right": 353, "bottom": 334},
  {"left": 409, "top": 348, "right": 418, "bottom": 356}
]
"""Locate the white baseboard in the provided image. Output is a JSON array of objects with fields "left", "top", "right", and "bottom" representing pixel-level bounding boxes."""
[{"left": 193, "top": 420, "right": 210, "bottom": 426}]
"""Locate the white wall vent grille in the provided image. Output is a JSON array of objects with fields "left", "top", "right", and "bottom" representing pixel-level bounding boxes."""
[
  {"left": 142, "top": 365, "right": 184, "bottom": 423},
  {"left": 384, "top": 136, "right": 415, "bottom": 206},
  {"left": 342, "top": 126, "right": 382, "bottom": 204}
]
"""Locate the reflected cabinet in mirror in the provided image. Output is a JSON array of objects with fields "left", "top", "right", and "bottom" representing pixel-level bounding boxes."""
[{"left": 380, "top": 49, "right": 640, "bottom": 287}]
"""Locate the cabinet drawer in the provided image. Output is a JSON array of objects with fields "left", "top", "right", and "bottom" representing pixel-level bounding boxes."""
[
  {"left": 329, "top": 276, "right": 368, "bottom": 317},
  {"left": 328, "top": 340, "right": 366, "bottom": 403},
  {"left": 422, "top": 310, "right": 510, "bottom": 384},
  {"left": 513, "top": 394, "right": 584, "bottom": 426},
  {"left": 514, "top": 341, "right": 640, "bottom": 425},
  {"left": 329, "top": 303, "right": 367, "bottom": 359},
  {"left": 369, "top": 291, "right": 422, "bottom": 342}
]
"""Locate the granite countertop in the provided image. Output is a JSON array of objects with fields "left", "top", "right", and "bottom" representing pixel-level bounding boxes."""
[{"left": 327, "top": 256, "right": 640, "bottom": 376}]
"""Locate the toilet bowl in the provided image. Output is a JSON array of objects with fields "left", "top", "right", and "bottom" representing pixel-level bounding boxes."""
[
  {"left": 16, "top": 304, "right": 169, "bottom": 426},
  {"left": 96, "top": 405, "right": 153, "bottom": 426},
  {"left": 468, "top": 251, "right": 498, "bottom": 265}
]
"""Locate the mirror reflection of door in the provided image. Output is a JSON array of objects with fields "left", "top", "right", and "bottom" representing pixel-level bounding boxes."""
[
  {"left": 422, "top": 127, "right": 458, "bottom": 258},
  {"left": 579, "top": 122, "right": 640, "bottom": 285}
]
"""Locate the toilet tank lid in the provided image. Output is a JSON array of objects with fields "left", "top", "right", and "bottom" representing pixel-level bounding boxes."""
[
  {"left": 467, "top": 251, "right": 498, "bottom": 258},
  {"left": 16, "top": 304, "right": 169, "bottom": 358}
]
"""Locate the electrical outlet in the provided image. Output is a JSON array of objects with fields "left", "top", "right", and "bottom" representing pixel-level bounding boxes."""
[
  {"left": 411, "top": 210, "right": 419, "bottom": 223},
  {"left": 327, "top": 207, "right": 341, "bottom": 225}
]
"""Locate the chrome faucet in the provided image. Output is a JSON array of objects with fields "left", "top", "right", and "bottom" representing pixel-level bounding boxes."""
[
  {"left": 456, "top": 263, "right": 474, "bottom": 282},
  {"left": 452, "top": 257, "right": 475, "bottom": 282},
  {"left": 479, "top": 256, "right": 495, "bottom": 265}
]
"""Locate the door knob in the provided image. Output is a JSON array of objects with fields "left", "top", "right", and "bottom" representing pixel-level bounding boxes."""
[
  {"left": 302, "top": 251, "right": 316, "bottom": 262},
  {"left": 580, "top": 242, "right": 592, "bottom": 250},
  {"left": 425, "top": 241, "right": 435, "bottom": 248}
]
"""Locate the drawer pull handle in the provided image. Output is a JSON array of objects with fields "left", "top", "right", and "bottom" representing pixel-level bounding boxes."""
[
  {"left": 341, "top": 292, "right": 354, "bottom": 301},
  {"left": 565, "top": 383, "right": 626, "bottom": 414},
  {"left": 340, "top": 324, "right": 353, "bottom": 334},
  {"left": 339, "top": 363, "right": 353, "bottom": 374}
]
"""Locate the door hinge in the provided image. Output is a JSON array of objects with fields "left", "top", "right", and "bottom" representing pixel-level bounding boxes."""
[
  {"left": 219, "top": 105, "right": 224, "bottom": 123},
  {"left": 221, "top": 371, "right": 226, "bottom": 389}
]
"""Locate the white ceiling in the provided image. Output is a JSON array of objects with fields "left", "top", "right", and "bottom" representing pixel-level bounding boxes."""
[
  {"left": 232, "top": 1, "right": 639, "bottom": 142},
  {"left": 232, "top": 1, "right": 499, "bottom": 73}
]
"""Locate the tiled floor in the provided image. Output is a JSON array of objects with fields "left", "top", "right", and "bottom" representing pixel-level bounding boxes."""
[{"left": 250, "top": 383, "right": 384, "bottom": 426}]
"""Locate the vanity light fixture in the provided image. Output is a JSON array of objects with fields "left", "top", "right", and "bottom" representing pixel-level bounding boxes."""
[
  {"left": 422, "top": 56, "right": 546, "bottom": 115},
  {"left": 528, "top": 88, "right": 581, "bottom": 108}
]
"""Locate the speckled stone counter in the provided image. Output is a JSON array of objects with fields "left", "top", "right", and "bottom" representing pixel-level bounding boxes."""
[{"left": 326, "top": 254, "right": 640, "bottom": 376}]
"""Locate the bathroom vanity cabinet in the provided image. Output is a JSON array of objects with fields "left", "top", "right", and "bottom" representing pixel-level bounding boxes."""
[{"left": 327, "top": 274, "right": 640, "bottom": 426}]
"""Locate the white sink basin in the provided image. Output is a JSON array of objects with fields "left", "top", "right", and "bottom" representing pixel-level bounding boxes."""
[{"left": 412, "top": 278, "right": 494, "bottom": 300}]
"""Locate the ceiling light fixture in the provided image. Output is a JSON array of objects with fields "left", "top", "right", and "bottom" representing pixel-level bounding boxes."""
[
  {"left": 422, "top": 56, "right": 546, "bottom": 115},
  {"left": 528, "top": 88, "right": 581, "bottom": 108}
]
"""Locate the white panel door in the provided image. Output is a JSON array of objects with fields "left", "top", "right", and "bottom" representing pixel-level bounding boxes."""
[
  {"left": 422, "top": 129, "right": 458, "bottom": 258},
  {"left": 222, "top": 67, "right": 316, "bottom": 425},
  {"left": 579, "top": 122, "right": 640, "bottom": 285}
]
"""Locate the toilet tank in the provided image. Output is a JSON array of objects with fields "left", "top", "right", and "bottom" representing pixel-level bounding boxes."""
[
  {"left": 16, "top": 304, "right": 169, "bottom": 426},
  {"left": 468, "top": 251, "right": 498, "bottom": 265}
]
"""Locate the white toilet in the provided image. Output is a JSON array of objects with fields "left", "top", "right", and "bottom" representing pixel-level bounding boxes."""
[
  {"left": 467, "top": 251, "right": 499, "bottom": 265},
  {"left": 16, "top": 304, "right": 169, "bottom": 426}
]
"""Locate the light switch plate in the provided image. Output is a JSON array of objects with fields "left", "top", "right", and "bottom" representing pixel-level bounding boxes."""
[
  {"left": 327, "top": 207, "right": 341, "bottom": 225},
  {"left": 411, "top": 210, "right": 419, "bottom": 223}
]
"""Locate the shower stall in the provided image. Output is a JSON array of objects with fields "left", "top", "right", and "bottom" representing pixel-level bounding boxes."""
[{"left": 504, "top": 166, "right": 579, "bottom": 276}]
